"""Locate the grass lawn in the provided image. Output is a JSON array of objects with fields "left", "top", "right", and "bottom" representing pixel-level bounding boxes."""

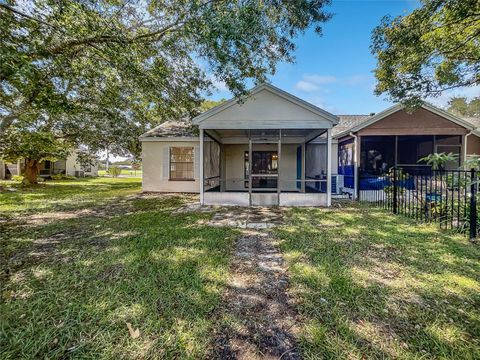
[
  {"left": 98, "top": 170, "right": 142, "bottom": 177},
  {"left": 0, "top": 178, "right": 237, "bottom": 359},
  {"left": 1, "top": 179, "right": 479, "bottom": 359},
  {"left": 276, "top": 204, "right": 480, "bottom": 359}
]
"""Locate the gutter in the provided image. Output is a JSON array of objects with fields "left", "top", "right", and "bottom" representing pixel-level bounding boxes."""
[{"left": 464, "top": 131, "right": 473, "bottom": 166}]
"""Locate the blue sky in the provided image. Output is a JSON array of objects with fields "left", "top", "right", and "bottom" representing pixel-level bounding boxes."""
[{"left": 209, "top": 0, "right": 424, "bottom": 115}]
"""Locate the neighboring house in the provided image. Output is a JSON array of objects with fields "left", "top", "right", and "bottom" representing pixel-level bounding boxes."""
[
  {"left": 0, "top": 151, "right": 98, "bottom": 180},
  {"left": 140, "top": 83, "right": 480, "bottom": 207},
  {"left": 334, "top": 103, "right": 480, "bottom": 198}
]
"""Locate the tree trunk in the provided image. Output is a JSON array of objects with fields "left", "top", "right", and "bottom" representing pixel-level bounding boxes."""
[{"left": 24, "top": 159, "right": 39, "bottom": 184}]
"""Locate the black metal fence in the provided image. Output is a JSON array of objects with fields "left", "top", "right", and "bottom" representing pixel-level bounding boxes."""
[{"left": 358, "top": 167, "right": 479, "bottom": 240}]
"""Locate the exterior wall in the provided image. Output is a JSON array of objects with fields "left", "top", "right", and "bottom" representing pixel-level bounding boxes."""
[
  {"left": 467, "top": 135, "right": 480, "bottom": 157},
  {"left": 62, "top": 153, "right": 98, "bottom": 176},
  {"left": 142, "top": 140, "right": 200, "bottom": 193},
  {"left": 357, "top": 108, "right": 468, "bottom": 136},
  {"left": 142, "top": 140, "right": 332, "bottom": 194},
  {"left": 197, "top": 87, "right": 335, "bottom": 129}
]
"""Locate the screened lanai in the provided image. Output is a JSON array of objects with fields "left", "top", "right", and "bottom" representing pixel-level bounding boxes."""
[{"left": 200, "top": 128, "right": 333, "bottom": 206}]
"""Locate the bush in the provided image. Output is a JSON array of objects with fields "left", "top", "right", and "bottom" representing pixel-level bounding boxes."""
[
  {"left": 12, "top": 175, "right": 24, "bottom": 182},
  {"left": 51, "top": 174, "right": 76, "bottom": 180},
  {"left": 107, "top": 166, "right": 122, "bottom": 178}
]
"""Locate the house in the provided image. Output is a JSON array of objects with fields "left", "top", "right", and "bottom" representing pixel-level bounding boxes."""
[
  {"left": 0, "top": 150, "right": 98, "bottom": 180},
  {"left": 140, "top": 83, "right": 480, "bottom": 206},
  {"left": 334, "top": 103, "right": 480, "bottom": 199},
  {"left": 141, "top": 83, "right": 338, "bottom": 206}
]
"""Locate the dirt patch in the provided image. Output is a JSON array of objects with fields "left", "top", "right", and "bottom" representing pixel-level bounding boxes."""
[{"left": 212, "top": 229, "right": 300, "bottom": 359}]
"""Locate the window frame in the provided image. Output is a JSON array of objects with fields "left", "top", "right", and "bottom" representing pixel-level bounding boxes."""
[{"left": 169, "top": 146, "right": 195, "bottom": 181}]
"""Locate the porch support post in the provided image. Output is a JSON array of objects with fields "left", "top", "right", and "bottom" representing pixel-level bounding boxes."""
[
  {"left": 301, "top": 142, "right": 306, "bottom": 192},
  {"left": 199, "top": 128, "right": 204, "bottom": 205},
  {"left": 248, "top": 136, "right": 252, "bottom": 206},
  {"left": 220, "top": 143, "right": 226, "bottom": 192},
  {"left": 327, "top": 128, "right": 332, "bottom": 207},
  {"left": 278, "top": 129, "right": 282, "bottom": 203}
]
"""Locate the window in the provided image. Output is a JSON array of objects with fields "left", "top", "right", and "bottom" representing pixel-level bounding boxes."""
[{"left": 170, "top": 147, "right": 194, "bottom": 180}]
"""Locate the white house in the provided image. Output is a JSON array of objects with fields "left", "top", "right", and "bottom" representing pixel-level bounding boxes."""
[
  {"left": 140, "top": 83, "right": 480, "bottom": 207},
  {"left": 0, "top": 150, "right": 98, "bottom": 179},
  {"left": 141, "top": 83, "right": 338, "bottom": 206}
]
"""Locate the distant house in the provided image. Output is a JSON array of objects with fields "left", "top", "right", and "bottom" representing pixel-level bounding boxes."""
[
  {"left": 140, "top": 83, "right": 480, "bottom": 206},
  {"left": 0, "top": 150, "right": 98, "bottom": 180}
]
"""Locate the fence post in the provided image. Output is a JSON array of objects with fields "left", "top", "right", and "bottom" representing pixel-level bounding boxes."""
[
  {"left": 470, "top": 168, "right": 477, "bottom": 241},
  {"left": 393, "top": 167, "right": 398, "bottom": 214}
]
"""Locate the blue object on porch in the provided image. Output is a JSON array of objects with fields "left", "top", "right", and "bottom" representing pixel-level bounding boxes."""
[
  {"left": 338, "top": 165, "right": 354, "bottom": 188},
  {"left": 426, "top": 193, "right": 442, "bottom": 202},
  {"left": 359, "top": 176, "right": 415, "bottom": 190}
]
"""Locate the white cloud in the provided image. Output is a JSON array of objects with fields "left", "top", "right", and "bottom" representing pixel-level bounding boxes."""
[
  {"left": 211, "top": 78, "right": 228, "bottom": 92},
  {"left": 294, "top": 74, "right": 337, "bottom": 92},
  {"left": 295, "top": 80, "right": 320, "bottom": 92},
  {"left": 303, "top": 74, "right": 337, "bottom": 84},
  {"left": 295, "top": 73, "right": 374, "bottom": 93}
]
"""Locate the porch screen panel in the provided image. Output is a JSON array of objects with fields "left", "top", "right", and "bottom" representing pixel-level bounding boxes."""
[
  {"left": 170, "top": 147, "right": 194, "bottom": 180},
  {"left": 397, "top": 135, "right": 434, "bottom": 165},
  {"left": 360, "top": 136, "right": 395, "bottom": 175}
]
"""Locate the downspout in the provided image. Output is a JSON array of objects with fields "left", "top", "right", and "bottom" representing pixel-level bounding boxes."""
[
  {"left": 350, "top": 132, "right": 359, "bottom": 200},
  {"left": 464, "top": 131, "right": 473, "bottom": 167}
]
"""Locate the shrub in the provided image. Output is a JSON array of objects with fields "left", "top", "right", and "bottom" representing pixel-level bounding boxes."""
[
  {"left": 12, "top": 175, "right": 24, "bottom": 182},
  {"left": 107, "top": 166, "right": 122, "bottom": 178},
  {"left": 51, "top": 174, "right": 76, "bottom": 180}
]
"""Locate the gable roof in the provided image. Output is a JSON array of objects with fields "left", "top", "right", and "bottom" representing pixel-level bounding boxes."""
[
  {"left": 192, "top": 83, "right": 339, "bottom": 128},
  {"left": 333, "top": 102, "right": 479, "bottom": 139},
  {"left": 140, "top": 118, "right": 198, "bottom": 140},
  {"left": 333, "top": 115, "right": 373, "bottom": 136}
]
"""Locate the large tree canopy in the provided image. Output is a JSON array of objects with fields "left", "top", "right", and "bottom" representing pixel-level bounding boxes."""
[
  {"left": 0, "top": 0, "right": 331, "bottom": 181},
  {"left": 371, "top": 0, "right": 480, "bottom": 105}
]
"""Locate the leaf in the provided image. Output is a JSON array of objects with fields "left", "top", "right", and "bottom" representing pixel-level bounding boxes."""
[{"left": 126, "top": 322, "right": 140, "bottom": 339}]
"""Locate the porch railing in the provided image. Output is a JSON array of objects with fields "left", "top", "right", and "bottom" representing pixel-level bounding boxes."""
[{"left": 358, "top": 167, "right": 479, "bottom": 240}]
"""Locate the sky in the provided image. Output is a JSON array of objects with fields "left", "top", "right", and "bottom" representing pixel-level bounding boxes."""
[{"left": 208, "top": 0, "right": 478, "bottom": 115}]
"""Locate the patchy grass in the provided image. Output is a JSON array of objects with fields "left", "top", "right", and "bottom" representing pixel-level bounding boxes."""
[
  {"left": 275, "top": 202, "right": 480, "bottom": 359},
  {"left": 0, "top": 178, "right": 237, "bottom": 359}
]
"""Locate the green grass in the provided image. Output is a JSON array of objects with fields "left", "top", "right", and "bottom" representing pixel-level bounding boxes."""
[
  {"left": 2, "top": 179, "right": 479, "bottom": 359},
  {"left": 0, "top": 178, "right": 237, "bottom": 359},
  {"left": 98, "top": 170, "right": 142, "bottom": 177},
  {"left": 275, "top": 203, "right": 480, "bottom": 359}
]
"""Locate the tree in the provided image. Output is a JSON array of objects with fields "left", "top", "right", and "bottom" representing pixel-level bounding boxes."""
[
  {"left": 447, "top": 96, "right": 480, "bottom": 117},
  {"left": 0, "top": 0, "right": 331, "bottom": 180},
  {"left": 0, "top": 131, "right": 71, "bottom": 184},
  {"left": 200, "top": 99, "right": 226, "bottom": 112},
  {"left": 371, "top": 0, "right": 480, "bottom": 106}
]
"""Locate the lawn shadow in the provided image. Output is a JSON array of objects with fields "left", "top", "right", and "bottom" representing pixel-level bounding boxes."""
[{"left": 1, "top": 194, "right": 239, "bottom": 359}]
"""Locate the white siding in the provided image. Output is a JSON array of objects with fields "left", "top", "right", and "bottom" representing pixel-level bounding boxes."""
[
  {"left": 198, "top": 88, "right": 334, "bottom": 129},
  {"left": 142, "top": 140, "right": 200, "bottom": 193}
]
